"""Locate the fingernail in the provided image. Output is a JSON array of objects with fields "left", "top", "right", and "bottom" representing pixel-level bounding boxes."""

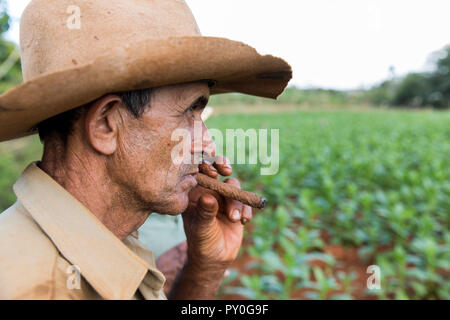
[
  {"left": 232, "top": 209, "right": 241, "bottom": 221},
  {"left": 221, "top": 157, "right": 231, "bottom": 168}
]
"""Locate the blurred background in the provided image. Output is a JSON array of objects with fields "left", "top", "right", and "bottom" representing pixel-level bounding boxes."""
[{"left": 0, "top": 0, "right": 449, "bottom": 299}]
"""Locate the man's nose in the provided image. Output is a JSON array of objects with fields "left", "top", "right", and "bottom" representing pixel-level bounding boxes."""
[{"left": 191, "top": 120, "right": 216, "bottom": 157}]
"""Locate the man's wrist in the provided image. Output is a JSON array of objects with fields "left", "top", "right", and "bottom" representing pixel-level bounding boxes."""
[
  {"left": 168, "top": 258, "right": 227, "bottom": 300},
  {"left": 183, "top": 256, "right": 228, "bottom": 280}
]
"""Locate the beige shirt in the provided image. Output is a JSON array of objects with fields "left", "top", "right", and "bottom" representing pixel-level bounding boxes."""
[{"left": 0, "top": 162, "right": 167, "bottom": 300}]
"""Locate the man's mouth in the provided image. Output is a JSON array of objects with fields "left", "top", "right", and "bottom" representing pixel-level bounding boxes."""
[
  {"left": 180, "top": 167, "right": 199, "bottom": 189},
  {"left": 181, "top": 173, "right": 198, "bottom": 189},
  {"left": 184, "top": 170, "right": 199, "bottom": 177}
]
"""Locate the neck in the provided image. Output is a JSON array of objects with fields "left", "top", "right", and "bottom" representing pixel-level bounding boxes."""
[{"left": 39, "top": 138, "right": 150, "bottom": 241}]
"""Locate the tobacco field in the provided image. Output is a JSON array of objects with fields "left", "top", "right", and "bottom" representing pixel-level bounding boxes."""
[{"left": 207, "top": 110, "right": 450, "bottom": 300}]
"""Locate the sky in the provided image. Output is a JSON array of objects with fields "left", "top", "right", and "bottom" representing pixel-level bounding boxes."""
[{"left": 6, "top": 0, "right": 450, "bottom": 90}]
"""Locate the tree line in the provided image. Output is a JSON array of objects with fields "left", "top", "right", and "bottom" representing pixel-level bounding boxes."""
[
  {"left": 0, "top": 0, "right": 22, "bottom": 93},
  {"left": 366, "top": 45, "right": 450, "bottom": 109}
]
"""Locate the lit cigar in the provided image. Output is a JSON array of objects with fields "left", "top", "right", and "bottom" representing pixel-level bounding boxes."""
[{"left": 194, "top": 173, "right": 267, "bottom": 210}]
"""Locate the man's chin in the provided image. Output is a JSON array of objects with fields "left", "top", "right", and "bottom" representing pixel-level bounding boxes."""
[
  {"left": 154, "top": 193, "right": 190, "bottom": 216},
  {"left": 149, "top": 179, "right": 196, "bottom": 215}
]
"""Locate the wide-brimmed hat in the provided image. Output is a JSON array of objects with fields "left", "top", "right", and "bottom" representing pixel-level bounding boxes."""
[{"left": 0, "top": 0, "right": 292, "bottom": 142}]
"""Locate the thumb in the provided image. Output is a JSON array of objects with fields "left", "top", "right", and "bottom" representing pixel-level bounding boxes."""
[{"left": 195, "top": 194, "right": 219, "bottom": 225}]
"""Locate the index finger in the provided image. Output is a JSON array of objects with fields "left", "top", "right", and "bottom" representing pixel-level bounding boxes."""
[
  {"left": 199, "top": 162, "right": 219, "bottom": 179},
  {"left": 212, "top": 156, "right": 232, "bottom": 176}
]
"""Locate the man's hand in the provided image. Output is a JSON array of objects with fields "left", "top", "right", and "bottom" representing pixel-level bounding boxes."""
[{"left": 168, "top": 156, "right": 253, "bottom": 299}]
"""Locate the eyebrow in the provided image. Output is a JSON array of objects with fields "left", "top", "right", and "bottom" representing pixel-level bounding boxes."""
[{"left": 189, "top": 95, "right": 209, "bottom": 108}]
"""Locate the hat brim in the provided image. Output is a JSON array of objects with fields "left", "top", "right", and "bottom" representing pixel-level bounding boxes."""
[{"left": 0, "top": 36, "right": 292, "bottom": 142}]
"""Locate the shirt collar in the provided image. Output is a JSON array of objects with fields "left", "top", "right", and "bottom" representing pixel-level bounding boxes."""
[{"left": 13, "top": 162, "right": 161, "bottom": 300}]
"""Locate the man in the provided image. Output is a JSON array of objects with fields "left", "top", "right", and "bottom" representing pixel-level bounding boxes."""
[
  {"left": 0, "top": 0, "right": 291, "bottom": 299},
  {"left": 141, "top": 106, "right": 216, "bottom": 295}
]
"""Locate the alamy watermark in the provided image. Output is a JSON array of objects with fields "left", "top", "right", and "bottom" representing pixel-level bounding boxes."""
[
  {"left": 171, "top": 121, "right": 280, "bottom": 175},
  {"left": 366, "top": 265, "right": 381, "bottom": 290},
  {"left": 66, "top": 5, "right": 81, "bottom": 30},
  {"left": 66, "top": 264, "right": 81, "bottom": 290}
]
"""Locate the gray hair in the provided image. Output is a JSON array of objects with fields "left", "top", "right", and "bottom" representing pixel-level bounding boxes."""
[{"left": 37, "top": 88, "right": 153, "bottom": 144}]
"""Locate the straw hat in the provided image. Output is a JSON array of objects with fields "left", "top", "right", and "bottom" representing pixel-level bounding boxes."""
[{"left": 0, "top": 0, "right": 292, "bottom": 142}]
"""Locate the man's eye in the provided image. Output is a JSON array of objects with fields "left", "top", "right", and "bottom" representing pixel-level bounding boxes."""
[{"left": 186, "top": 104, "right": 199, "bottom": 113}]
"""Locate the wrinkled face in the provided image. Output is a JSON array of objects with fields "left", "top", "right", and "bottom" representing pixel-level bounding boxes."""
[{"left": 109, "top": 82, "right": 213, "bottom": 215}]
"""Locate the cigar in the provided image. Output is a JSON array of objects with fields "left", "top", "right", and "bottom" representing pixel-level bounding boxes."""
[{"left": 194, "top": 173, "right": 267, "bottom": 210}]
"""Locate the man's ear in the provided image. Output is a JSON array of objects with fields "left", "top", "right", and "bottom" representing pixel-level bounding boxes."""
[{"left": 84, "top": 94, "right": 123, "bottom": 155}]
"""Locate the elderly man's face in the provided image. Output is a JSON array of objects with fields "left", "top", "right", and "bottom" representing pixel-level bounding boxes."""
[{"left": 110, "top": 82, "right": 213, "bottom": 214}]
